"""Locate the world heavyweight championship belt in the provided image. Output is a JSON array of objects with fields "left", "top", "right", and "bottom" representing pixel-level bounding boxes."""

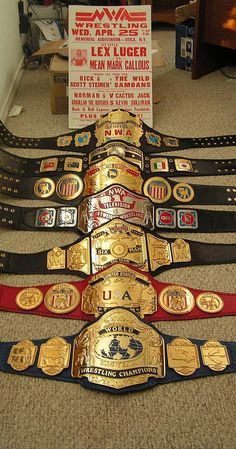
[
  {"left": 1, "top": 308, "right": 236, "bottom": 394},
  {"left": 0, "top": 219, "right": 235, "bottom": 278},
  {"left": 0, "top": 156, "right": 235, "bottom": 207},
  {"left": 0, "top": 263, "right": 235, "bottom": 321},
  {"left": 0, "top": 109, "right": 235, "bottom": 153},
  {"left": 0, "top": 146, "right": 236, "bottom": 178}
]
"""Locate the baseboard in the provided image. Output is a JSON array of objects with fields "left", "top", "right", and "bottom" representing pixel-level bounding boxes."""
[{"left": 0, "top": 55, "right": 25, "bottom": 122}]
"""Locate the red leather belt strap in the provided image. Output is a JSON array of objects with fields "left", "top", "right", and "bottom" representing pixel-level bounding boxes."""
[{"left": 0, "top": 263, "right": 235, "bottom": 321}]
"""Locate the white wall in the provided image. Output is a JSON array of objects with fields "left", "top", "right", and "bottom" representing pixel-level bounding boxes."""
[{"left": 0, "top": 0, "right": 25, "bottom": 120}]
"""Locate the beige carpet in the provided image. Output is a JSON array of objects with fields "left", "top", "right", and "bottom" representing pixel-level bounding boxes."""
[{"left": 0, "top": 26, "right": 236, "bottom": 449}]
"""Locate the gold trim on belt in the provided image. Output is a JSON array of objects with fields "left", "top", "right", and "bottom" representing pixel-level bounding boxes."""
[{"left": 47, "top": 219, "right": 191, "bottom": 274}]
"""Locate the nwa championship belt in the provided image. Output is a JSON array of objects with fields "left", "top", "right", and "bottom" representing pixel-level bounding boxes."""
[
  {"left": 1, "top": 308, "right": 236, "bottom": 394},
  {"left": 0, "top": 193, "right": 236, "bottom": 234},
  {"left": 0, "top": 109, "right": 235, "bottom": 153}
]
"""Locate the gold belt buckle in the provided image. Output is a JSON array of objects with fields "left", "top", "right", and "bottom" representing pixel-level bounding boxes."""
[
  {"left": 95, "top": 110, "right": 143, "bottom": 147},
  {"left": 84, "top": 156, "right": 143, "bottom": 195},
  {"left": 82, "top": 264, "right": 157, "bottom": 317},
  {"left": 71, "top": 308, "right": 165, "bottom": 389},
  {"left": 91, "top": 219, "right": 149, "bottom": 273},
  {"left": 46, "top": 220, "right": 192, "bottom": 275}
]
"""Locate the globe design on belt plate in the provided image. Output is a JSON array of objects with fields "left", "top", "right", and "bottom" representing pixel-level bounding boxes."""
[{"left": 100, "top": 335, "right": 143, "bottom": 360}]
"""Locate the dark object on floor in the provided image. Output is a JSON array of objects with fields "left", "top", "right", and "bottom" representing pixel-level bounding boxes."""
[{"left": 176, "top": 20, "right": 194, "bottom": 72}]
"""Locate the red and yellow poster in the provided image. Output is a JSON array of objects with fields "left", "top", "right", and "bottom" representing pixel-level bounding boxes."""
[{"left": 69, "top": 5, "right": 152, "bottom": 128}]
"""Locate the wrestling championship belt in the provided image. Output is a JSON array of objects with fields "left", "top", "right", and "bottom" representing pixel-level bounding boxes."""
[
  {"left": 0, "top": 145, "right": 236, "bottom": 177},
  {"left": 0, "top": 194, "right": 236, "bottom": 233},
  {"left": 0, "top": 156, "right": 235, "bottom": 206},
  {"left": 1, "top": 308, "right": 236, "bottom": 394},
  {"left": 0, "top": 219, "right": 235, "bottom": 277},
  {"left": 1, "top": 263, "right": 235, "bottom": 321},
  {"left": 0, "top": 109, "right": 235, "bottom": 153}
]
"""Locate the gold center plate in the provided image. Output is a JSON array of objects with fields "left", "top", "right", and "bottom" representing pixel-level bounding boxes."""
[
  {"left": 82, "top": 264, "right": 157, "bottom": 317},
  {"left": 95, "top": 110, "right": 143, "bottom": 147},
  {"left": 78, "top": 186, "right": 154, "bottom": 233},
  {"left": 90, "top": 219, "right": 149, "bottom": 273},
  {"left": 84, "top": 156, "right": 143, "bottom": 195},
  {"left": 71, "top": 308, "right": 165, "bottom": 389}
]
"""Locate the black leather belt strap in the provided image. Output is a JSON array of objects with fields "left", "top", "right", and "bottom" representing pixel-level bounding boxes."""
[
  {"left": 0, "top": 148, "right": 87, "bottom": 177},
  {"left": 144, "top": 156, "right": 236, "bottom": 177},
  {"left": 1, "top": 109, "right": 235, "bottom": 153},
  {"left": 0, "top": 147, "right": 236, "bottom": 178},
  {"left": 0, "top": 219, "right": 235, "bottom": 278},
  {"left": 0, "top": 169, "right": 235, "bottom": 207},
  {"left": 0, "top": 201, "right": 235, "bottom": 234}
]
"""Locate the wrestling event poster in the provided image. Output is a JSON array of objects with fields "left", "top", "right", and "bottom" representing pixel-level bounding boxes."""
[{"left": 68, "top": 5, "right": 152, "bottom": 128}]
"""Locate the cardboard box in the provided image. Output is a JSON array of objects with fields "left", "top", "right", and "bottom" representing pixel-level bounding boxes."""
[
  {"left": 175, "top": 20, "right": 194, "bottom": 71},
  {"left": 33, "top": 39, "right": 68, "bottom": 57},
  {"left": 50, "top": 55, "right": 68, "bottom": 114}
]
